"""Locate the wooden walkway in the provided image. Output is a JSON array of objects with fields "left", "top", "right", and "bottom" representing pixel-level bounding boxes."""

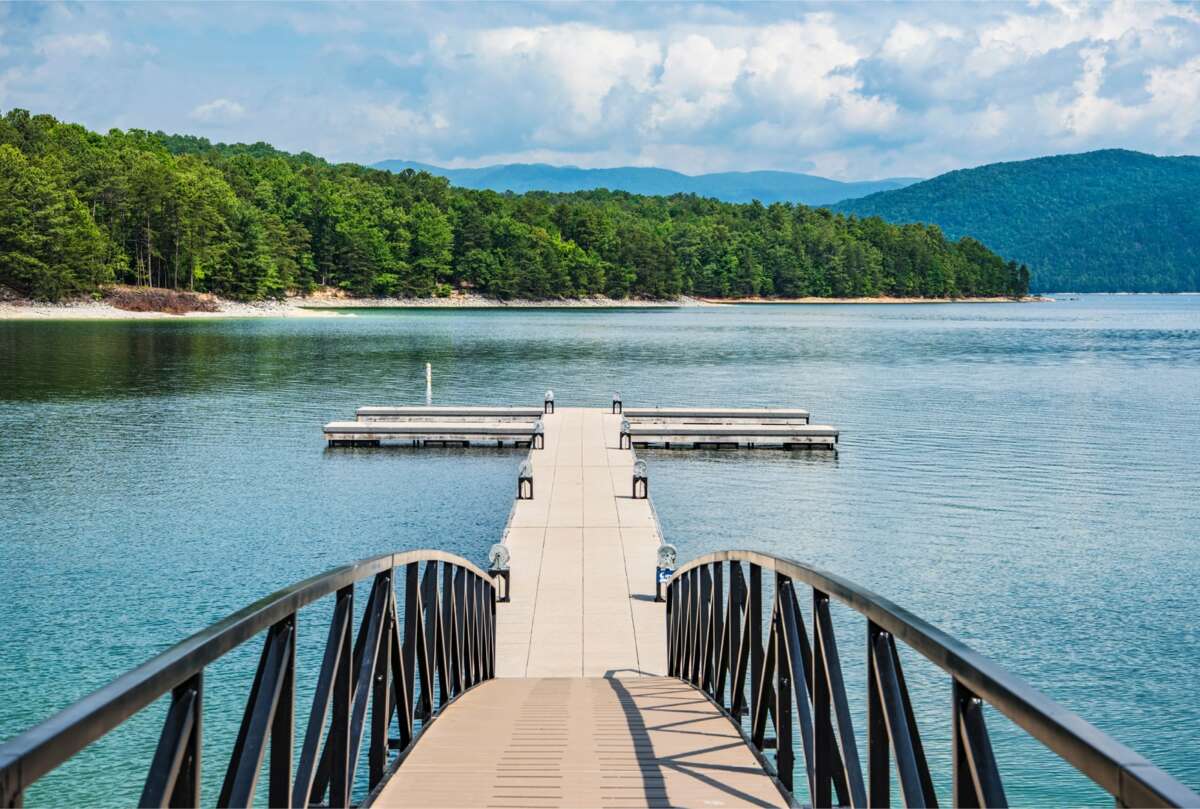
[
  {"left": 372, "top": 678, "right": 788, "bottom": 808},
  {"left": 495, "top": 408, "right": 666, "bottom": 677},
  {"left": 370, "top": 407, "right": 787, "bottom": 807}
]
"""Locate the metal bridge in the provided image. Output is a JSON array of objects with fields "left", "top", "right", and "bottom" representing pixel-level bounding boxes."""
[{"left": 1, "top": 405, "right": 1197, "bottom": 808}]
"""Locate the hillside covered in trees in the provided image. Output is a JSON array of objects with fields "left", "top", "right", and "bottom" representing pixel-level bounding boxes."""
[
  {"left": 0, "top": 109, "right": 1028, "bottom": 302},
  {"left": 836, "top": 149, "right": 1200, "bottom": 293}
]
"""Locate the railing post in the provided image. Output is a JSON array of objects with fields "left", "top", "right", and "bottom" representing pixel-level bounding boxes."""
[
  {"left": 813, "top": 590, "right": 833, "bottom": 808},
  {"left": 868, "top": 621, "right": 890, "bottom": 808},
  {"left": 139, "top": 671, "right": 203, "bottom": 809},
  {"left": 687, "top": 568, "right": 700, "bottom": 685},
  {"left": 813, "top": 594, "right": 866, "bottom": 808},
  {"left": 422, "top": 561, "right": 443, "bottom": 712},
  {"left": 728, "top": 561, "right": 746, "bottom": 717},
  {"left": 270, "top": 616, "right": 295, "bottom": 808},
  {"left": 749, "top": 564, "right": 763, "bottom": 715},
  {"left": 329, "top": 586, "right": 352, "bottom": 809},
  {"left": 666, "top": 578, "right": 676, "bottom": 677},
  {"left": 369, "top": 581, "right": 393, "bottom": 790},
  {"left": 954, "top": 680, "right": 1007, "bottom": 808},
  {"left": 711, "top": 562, "right": 725, "bottom": 705},
  {"left": 400, "top": 565, "right": 418, "bottom": 743},
  {"left": 700, "top": 561, "right": 705, "bottom": 686},
  {"left": 774, "top": 605, "right": 794, "bottom": 793},
  {"left": 219, "top": 617, "right": 295, "bottom": 809}
]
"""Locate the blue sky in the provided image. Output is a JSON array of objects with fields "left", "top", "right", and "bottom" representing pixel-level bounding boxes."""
[{"left": 2, "top": 1, "right": 1199, "bottom": 180}]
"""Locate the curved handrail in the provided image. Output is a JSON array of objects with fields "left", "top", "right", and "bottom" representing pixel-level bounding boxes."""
[
  {"left": 667, "top": 550, "right": 1199, "bottom": 808},
  {"left": 0, "top": 549, "right": 497, "bottom": 807}
]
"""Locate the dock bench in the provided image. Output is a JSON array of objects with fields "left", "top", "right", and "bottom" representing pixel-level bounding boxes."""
[
  {"left": 356, "top": 406, "right": 544, "bottom": 423},
  {"left": 620, "top": 422, "right": 838, "bottom": 450},
  {"left": 623, "top": 407, "right": 810, "bottom": 425},
  {"left": 325, "top": 420, "right": 544, "bottom": 448}
]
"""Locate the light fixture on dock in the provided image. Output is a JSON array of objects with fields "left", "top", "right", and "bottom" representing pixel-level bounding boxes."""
[
  {"left": 632, "top": 459, "right": 648, "bottom": 499},
  {"left": 619, "top": 417, "right": 632, "bottom": 449},
  {"left": 544, "top": 390, "right": 555, "bottom": 414},
  {"left": 487, "top": 543, "right": 511, "bottom": 602},
  {"left": 612, "top": 392, "right": 622, "bottom": 414},
  {"left": 518, "top": 459, "right": 533, "bottom": 500},
  {"left": 532, "top": 421, "right": 545, "bottom": 449},
  {"left": 655, "top": 543, "right": 677, "bottom": 602}
]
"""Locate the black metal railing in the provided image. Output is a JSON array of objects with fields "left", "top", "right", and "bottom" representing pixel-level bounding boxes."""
[
  {"left": 666, "top": 550, "right": 1200, "bottom": 808},
  {"left": 0, "top": 550, "right": 496, "bottom": 808}
]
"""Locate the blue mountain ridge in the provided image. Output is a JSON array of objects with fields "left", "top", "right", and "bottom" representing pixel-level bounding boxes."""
[{"left": 372, "top": 159, "right": 920, "bottom": 206}]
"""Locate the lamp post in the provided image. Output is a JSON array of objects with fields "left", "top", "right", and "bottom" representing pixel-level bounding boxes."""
[
  {"left": 655, "top": 543, "right": 677, "bottom": 603},
  {"left": 518, "top": 459, "right": 534, "bottom": 500},
  {"left": 544, "top": 390, "right": 555, "bottom": 414},
  {"left": 632, "top": 459, "right": 648, "bottom": 499},
  {"left": 488, "top": 543, "right": 511, "bottom": 603}
]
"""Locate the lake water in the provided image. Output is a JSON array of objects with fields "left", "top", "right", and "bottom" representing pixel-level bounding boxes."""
[{"left": 1, "top": 295, "right": 1198, "bottom": 806}]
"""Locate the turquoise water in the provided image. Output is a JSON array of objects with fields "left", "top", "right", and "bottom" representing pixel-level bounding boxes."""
[{"left": 1, "top": 296, "right": 1198, "bottom": 806}]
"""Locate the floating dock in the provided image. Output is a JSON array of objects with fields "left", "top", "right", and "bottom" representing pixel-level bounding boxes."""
[
  {"left": 622, "top": 421, "right": 838, "bottom": 449},
  {"left": 623, "top": 405, "right": 811, "bottom": 425},
  {"left": 357, "top": 405, "right": 544, "bottom": 422},
  {"left": 323, "top": 420, "right": 543, "bottom": 448}
]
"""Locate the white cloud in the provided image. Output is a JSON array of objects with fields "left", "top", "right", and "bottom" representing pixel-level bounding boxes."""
[
  {"left": 189, "top": 98, "right": 246, "bottom": 125},
  {"left": 647, "top": 34, "right": 745, "bottom": 132},
  {"left": 5, "top": 2, "right": 1200, "bottom": 179},
  {"left": 1145, "top": 56, "right": 1200, "bottom": 140},
  {"left": 34, "top": 31, "right": 111, "bottom": 59},
  {"left": 465, "top": 24, "right": 660, "bottom": 136}
]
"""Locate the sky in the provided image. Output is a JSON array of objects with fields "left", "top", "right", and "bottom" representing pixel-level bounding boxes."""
[{"left": 1, "top": 1, "right": 1199, "bottom": 180}]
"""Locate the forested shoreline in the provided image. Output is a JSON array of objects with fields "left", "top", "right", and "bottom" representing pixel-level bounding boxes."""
[
  {"left": 0, "top": 109, "right": 1029, "bottom": 302},
  {"left": 836, "top": 149, "right": 1200, "bottom": 293}
]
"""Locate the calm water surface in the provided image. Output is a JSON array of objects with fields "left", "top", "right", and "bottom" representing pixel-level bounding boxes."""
[{"left": 1, "top": 296, "right": 1198, "bottom": 806}]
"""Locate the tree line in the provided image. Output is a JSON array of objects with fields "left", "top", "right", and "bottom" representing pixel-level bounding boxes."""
[{"left": 0, "top": 109, "right": 1029, "bottom": 302}]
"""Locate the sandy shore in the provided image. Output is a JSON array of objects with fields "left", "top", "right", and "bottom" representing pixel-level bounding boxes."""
[
  {"left": 0, "top": 299, "right": 342, "bottom": 320},
  {"left": 701, "top": 295, "right": 1051, "bottom": 304},
  {"left": 0, "top": 292, "right": 1048, "bottom": 320},
  {"left": 0, "top": 295, "right": 700, "bottom": 320}
]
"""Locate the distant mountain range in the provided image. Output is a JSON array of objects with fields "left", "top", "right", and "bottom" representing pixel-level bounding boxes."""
[
  {"left": 372, "top": 160, "right": 921, "bottom": 206},
  {"left": 836, "top": 149, "right": 1200, "bottom": 293}
]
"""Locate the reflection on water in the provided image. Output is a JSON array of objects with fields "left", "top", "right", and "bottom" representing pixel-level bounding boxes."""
[{"left": 1, "top": 296, "right": 1199, "bottom": 805}]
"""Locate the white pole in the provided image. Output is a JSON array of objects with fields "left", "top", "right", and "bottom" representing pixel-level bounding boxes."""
[{"left": 425, "top": 362, "right": 432, "bottom": 405}]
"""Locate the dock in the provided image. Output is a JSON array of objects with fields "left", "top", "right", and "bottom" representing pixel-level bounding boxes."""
[
  {"left": 357, "top": 405, "right": 544, "bottom": 422},
  {"left": 621, "top": 421, "right": 838, "bottom": 450},
  {"left": 323, "top": 420, "right": 543, "bottom": 448},
  {"left": 493, "top": 408, "right": 665, "bottom": 677},
  {"left": 623, "top": 406, "right": 811, "bottom": 425},
  {"left": 371, "top": 405, "right": 787, "bottom": 808}
]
